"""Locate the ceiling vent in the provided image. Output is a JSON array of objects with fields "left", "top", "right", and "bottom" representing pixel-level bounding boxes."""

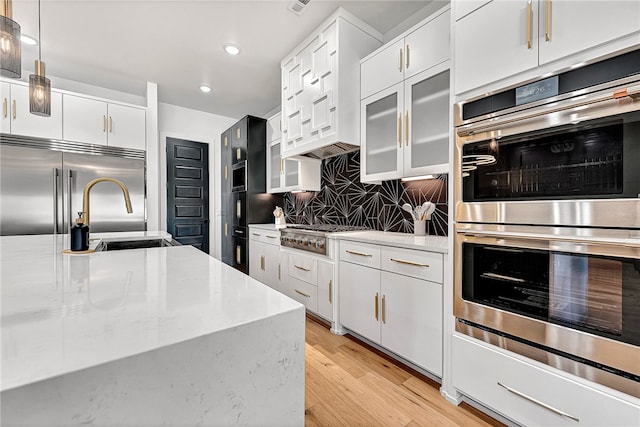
[{"left": 288, "top": 0, "right": 311, "bottom": 15}]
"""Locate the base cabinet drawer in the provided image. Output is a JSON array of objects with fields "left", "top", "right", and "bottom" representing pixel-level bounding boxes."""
[
  {"left": 283, "top": 277, "right": 317, "bottom": 313},
  {"left": 452, "top": 334, "right": 640, "bottom": 426}
]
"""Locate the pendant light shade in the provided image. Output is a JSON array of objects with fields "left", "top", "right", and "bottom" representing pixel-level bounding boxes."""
[
  {"left": 29, "top": 0, "right": 50, "bottom": 116},
  {"left": 0, "top": 0, "right": 21, "bottom": 78},
  {"left": 29, "top": 60, "right": 50, "bottom": 116}
]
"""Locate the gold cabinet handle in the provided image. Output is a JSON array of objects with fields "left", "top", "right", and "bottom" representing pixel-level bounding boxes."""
[
  {"left": 236, "top": 128, "right": 241, "bottom": 139},
  {"left": 397, "top": 115, "right": 402, "bottom": 148},
  {"left": 374, "top": 292, "right": 379, "bottom": 320},
  {"left": 236, "top": 245, "right": 241, "bottom": 264},
  {"left": 225, "top": 223, "right": 228, "bottom": 236},
  {"left": 224, "top": 165, "right": 228, "bottom": 180},
  {"left": 236, "top": 148, "right": 241, "bottom": 160},
  {"left": 260, "top": 255, "right": 265, "bottom": 271},
  {"left": 346, "top": 250, "right": 373, "bottom": 257},
  {"left": 294, "top": 264, "right": 310, "bottom": 272},
  {"left": 390, "top": 258, "right": 430, "bottom": 268},
  {"left": 405, "top": 111, "right": 409, "bottom": 146},
  {"left": 236, "top": 200, "right": 242, "bottom": 218},
  {"left": 108, "top": 116, "right": 113, "bottom": 133},
  {"left": 266, "top": 235, "right": 277, "bottom": 240},
  {"left": 329, "top": 279, "right": 332, "bottom": 304},
  {"left": 12, "top": 100, "right": 16, "bottom": 119},
  {"left": 224, "top": 135, "right": 228, "bottom": 147},
  {"left": 280, "top": 158, "right": 284, "bottom": 173},
  {"left": 295, "top": 289, "right": 310, "bottom": 298},
  {"left": 382, "top": 294, "right": 386, "bottom": 324},
  {"left": 278, "top": 263, "right": 281, "bottom": 280},
  {"left": 3, "top": 98, "right": 6, "bottom": 118},
  {"left": 102, "top": 115, "right": 106, "bottom": 132},
  {"left": 399, "top": 48, "right": 403, "bottom": 72},
  {"left": 405, "top": 44, "right": 410, "bottom": 69},
  {"left": 252, "top": 232, "right": 262, "bottom": 237},
  {"left": 527, "top": 0, "right": 533, "bottom": 49},
  {"left": 497, "top": 382, "right": 579, "bottom": 422},
  {"left": 545, "top": 0, "right": 551, "bottom": 42}
]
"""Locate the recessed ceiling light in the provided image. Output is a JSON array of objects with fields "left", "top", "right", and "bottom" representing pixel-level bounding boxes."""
[
  {"left": 21, "top": 34, "right": 38, "bottom": 46},
  {"left": 223, "top": 44, "right": 241, "bottom": 56},
  {"left": 199, "top": 85, "right": 211, "bottom": 93}
]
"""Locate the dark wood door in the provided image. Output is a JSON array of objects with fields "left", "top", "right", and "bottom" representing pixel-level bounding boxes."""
[{"left": 166, "top": 137, "right": 209, "bottom": 253}]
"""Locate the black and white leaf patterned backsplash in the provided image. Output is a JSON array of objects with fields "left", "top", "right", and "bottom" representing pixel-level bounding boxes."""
[{"left": 283, "top": 152, "right": 448, "bottom": 236}]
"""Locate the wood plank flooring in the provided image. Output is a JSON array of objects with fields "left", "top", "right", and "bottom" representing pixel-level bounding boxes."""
[{"left": 304, "top": 315, "right": 504, "bottom": 427}]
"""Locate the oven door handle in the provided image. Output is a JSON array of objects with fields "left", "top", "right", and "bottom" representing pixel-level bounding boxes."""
[{"left": 459, "top": 228, "right": 640, "bottom": 249}]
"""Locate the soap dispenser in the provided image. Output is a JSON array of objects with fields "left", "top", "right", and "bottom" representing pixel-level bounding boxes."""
[{"left": 71, "top": 212, "right": 90, "bottom": 251}]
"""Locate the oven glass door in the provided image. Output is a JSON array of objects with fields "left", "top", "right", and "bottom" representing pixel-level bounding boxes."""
[
  {"left": 461, "top": 110, "right": 640, "bottom": 202},
  {"left": 461, "top": 242, "right": 640, "bottom": 347}
]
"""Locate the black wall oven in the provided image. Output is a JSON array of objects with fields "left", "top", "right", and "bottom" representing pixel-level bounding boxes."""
[{"left": 454, "top": 50, "right": 640, "bottom": 398}]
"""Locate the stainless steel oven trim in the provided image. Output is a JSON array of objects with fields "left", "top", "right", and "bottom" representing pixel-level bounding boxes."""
[
  {"left": 454, "top": 323, "right": 640, "bottom": 398},
  {"left": 453, "top": 225, "right": 640, "bottom": 378}
]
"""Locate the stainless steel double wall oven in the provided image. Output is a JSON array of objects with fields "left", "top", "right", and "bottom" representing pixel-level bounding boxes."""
[{"left": 454, "top": 49, "right": 640, "bottom": 397}]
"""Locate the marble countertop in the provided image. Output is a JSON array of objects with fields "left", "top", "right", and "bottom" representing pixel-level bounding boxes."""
[
  {"left": 1, "top": 233, "right": 302, "bottom": 392},
  {"left": 329, "top": 230, "right": 449, "bottom": 253},
  {"left": 249, "top": 223, "right": 285, "bottom": 232}
]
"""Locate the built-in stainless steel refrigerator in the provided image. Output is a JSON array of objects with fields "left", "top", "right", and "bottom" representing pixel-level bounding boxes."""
[{"left": 0, "top": 136, "right": 146, "bottom": 235}]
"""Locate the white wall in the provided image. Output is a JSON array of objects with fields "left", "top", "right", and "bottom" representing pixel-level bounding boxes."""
[{"left": 154, "top": 103, "right": 236, "bottom": 259}]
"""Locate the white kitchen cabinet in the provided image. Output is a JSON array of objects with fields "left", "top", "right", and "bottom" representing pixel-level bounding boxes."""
[
  {"left": 267, "top": 112, "right": 321, "bottom": 193},
  {"left": 248, "top": 227, "right": 281, "bottom": 290},
  {"left": 280, "top": 9, "right": 382, "bottom": 158},
  {"left": 0, "top": 82, "right": 62, "bottom": 140},
  {"left": 338, "top": 240, "right": 443, "bottom": 375},
  {"left": 360, "top": 7, "right": 450, "bottom": 100},
  {"left": 454, "top": 0, "right": 640, "bottom": 94},
  {"left": 316, "top": 260, "right": 334, "bottom": 321},
  {"left": 453, "top": 334, "right": 640, "bottom": 426},
  {"left": 361, "top": 62, "right": 450, "bottom": 182},
  {"left": 62, "top": 94, "right": 146, "bottom": 150}
]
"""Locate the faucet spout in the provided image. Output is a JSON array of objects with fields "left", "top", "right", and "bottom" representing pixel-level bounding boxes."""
[{"left": 82, "top": 178, "right": 133, "bottom": 226}]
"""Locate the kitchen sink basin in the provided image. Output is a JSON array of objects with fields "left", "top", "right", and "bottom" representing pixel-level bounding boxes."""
[{"left": 95, "top": 238, "right": 181, "bottom": 251}]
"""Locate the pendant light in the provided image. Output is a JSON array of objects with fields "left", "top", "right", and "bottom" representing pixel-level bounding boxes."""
[
  {"left": 0, "top": 0, "right": 21, "bottom": 78},
  {"left": 29, "top": 0, "right": 50, "bottom": 116}
]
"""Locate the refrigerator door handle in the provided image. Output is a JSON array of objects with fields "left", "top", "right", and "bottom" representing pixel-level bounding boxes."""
[
  {"left": 67, "top": 169, "right": 75, "bottom": 232},
  {"left": 53, "top": 168, "right": 61, "bottom": 234}
]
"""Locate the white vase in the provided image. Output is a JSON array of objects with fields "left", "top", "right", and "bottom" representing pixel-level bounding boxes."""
[{"left": 414, "top": 220, "right": 426, "bottom": 236}]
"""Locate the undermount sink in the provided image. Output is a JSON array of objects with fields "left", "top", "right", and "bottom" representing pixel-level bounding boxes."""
[{"left": 95, "top": 238, "right": 181, "bottom": 252}]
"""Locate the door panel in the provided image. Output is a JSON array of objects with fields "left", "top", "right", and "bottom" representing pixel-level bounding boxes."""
[
  {"left": 0, "top": 145, "right": 62, "bottom": 235},
  {"left": 166, "top": 137, "right": 209, "bottom": 253}
]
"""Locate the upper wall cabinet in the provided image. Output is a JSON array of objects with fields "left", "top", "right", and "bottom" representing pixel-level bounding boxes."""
[
  {"left": 62, "top": 94, "right": 146, "bottom": 150},
  {"left": 1, "top": 81, "right": 62, "bottom": 140},
  {"left": 267, "top": 112, "right": 321, "bottom": 193},
  {"left": 281, "top": 8, "right": 382, "bottom": 159},
  {"left": 454, "top": 0, "right": 640, "bottom": 95},
  {"left": 360, "top": 7, "right": 450, "bottom": 183}
]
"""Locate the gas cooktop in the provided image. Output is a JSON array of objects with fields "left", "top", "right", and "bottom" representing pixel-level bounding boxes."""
[{"left": 280, "top": 224, "right": 370, "bottom": 255}]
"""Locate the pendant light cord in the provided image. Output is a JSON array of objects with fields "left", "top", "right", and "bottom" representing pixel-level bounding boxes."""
[{"left": 37, "top": 0, "right": 41, "bottom": 61}]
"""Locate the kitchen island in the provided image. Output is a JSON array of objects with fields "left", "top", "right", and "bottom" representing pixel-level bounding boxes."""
[{"left": 1, "top": 233, "right": 305, "bottom": 426}]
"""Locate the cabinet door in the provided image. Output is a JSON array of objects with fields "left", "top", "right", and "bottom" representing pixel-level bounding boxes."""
[
  {"left": 317, "top": 260, "right": 334, "bottom": 321},
  {"left": 232, "top": 117, "right": 247, "bottom": 164},
  {"left": 249, "top": 239, "right": 266, "bottom": 284},
  {"left": 404, "top": 65, "right": 450, "bottom": 177},
  {"left": 360, "top": 82, "right": 404, "bottom": 183},
  {"left": 404, "top": 9, "right": 450, "bottom": 80},
  {"left": 263, "top": 242, "right": 281, "bottom": 290},
  {"left": 361, "top": 39, "right": 405, "bottom": 100},
  {"left": 9, "top": 84, "right": 62, "bottom": 140},
  {"left": 283, "top": 157, "right": 300, "bottom": 188},
  {"left": 1, "top": 83, "right": 9, "bottom": 133},
  {"left": 381, "top": 271, "right": 442, "bottom": 376},
  {"left": 107, "top": 103, "right": 145, "bottom": 150},
  {"left": 538, "top": 0, "right": 640, "bottom": 65},
  {"left": 63, "top": 94, "right": 108, "bottom": 145},
  {"left": 454, "top": 0, "right": 539, "bottom": 94},
  {"left": 234, "top": 236, "right": 247, "bottom": 274},
  {"left": 267, "top": 141, "right": 283, "bottom": 193},
  {"left": 339, "top": 261, "right": 381, "bottom": 343}
]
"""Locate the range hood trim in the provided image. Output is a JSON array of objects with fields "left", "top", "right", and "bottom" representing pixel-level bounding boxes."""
[{"left": 282, "top": 141, "right": 360, "bottom": 160}]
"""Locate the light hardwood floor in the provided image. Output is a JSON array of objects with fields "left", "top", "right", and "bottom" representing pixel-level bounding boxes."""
[{"left": 304, "top": 315, "right": 504, "bottom": 427}]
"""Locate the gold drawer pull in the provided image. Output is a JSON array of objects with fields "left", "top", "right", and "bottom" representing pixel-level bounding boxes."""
[
  {"left": 252, "top": 233, "right": 262, "bottom": 237},
  {"left": 405, "top": 44, "right": 410, "bottom": 69},
  {"left": 329, "top": 279, "right": 332, "bottom": 304},
  {"left": 266, "top": 235, "right": 277, "bottom": 239},
  {"left": 346, "top": 250, "right": 372, "bottom": 257},
  {"left": 382, "top": 294, "right": 386, "bottom": 324},
  {"left": 294, "top": 264, "right": 310, "bottom": 272},
  {"left": 545, "top": 0, "right": 551, "bottom": 42},
  {"left": 12, "top": 99, "right": 16, "bottom": 119},
  {"left": 390, "top": 258, "right": 429, "bottom": 268},
  {"left": 497, "top": 382, "right": 579, "bottom": 422},
  {"left": 295, "top": 289, "right": 310, "bottom": 298},
  {"left": 3, "top": 98, "right": 7, "bottom": 118},
  {"left": 398, "top": 48, "right": 403, "bottom": 72},
  {"left": 527, "top": 0, "right": 533, "bottom": 49},
  {"left": 260, "top": 255, "right": 265, "bottom": 271}
]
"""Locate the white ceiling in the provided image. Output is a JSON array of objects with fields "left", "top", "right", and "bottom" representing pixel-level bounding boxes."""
[{"left": 10, "top": 0, "right": 447, "bottom": 119}]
